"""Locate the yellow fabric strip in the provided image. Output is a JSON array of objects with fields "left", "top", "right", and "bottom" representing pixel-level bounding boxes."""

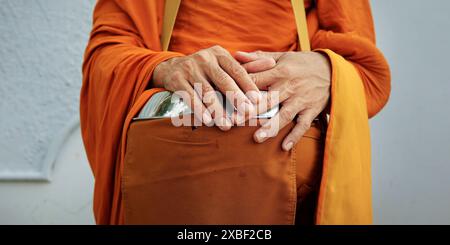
[
  {"left": 161, "top": 0, "right": 181, "bottom": 51},
  {"left": 315, "top": 49, "right": 372, "bottom": 225},
  {"left": 291, "top": 0, "right": 311, "bottom": 51}
]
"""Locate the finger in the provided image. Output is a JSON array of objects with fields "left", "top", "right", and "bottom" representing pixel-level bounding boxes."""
[
  {"left": 207, "top": 92, "right": 233, "bottom": 131},
  {"left": 242, "top": 58, "right": 276, "bottom": 73},
  {"left": 178, "top": 80, "right": 213, "bottom": 127},
  {"left": 253, "top": 83, "right": 291, "bottom": 116},
  {"left": 249, "top": 69, "right": 280, "bottom": 90},
  {"left": 282, "top": 110, "right": 316, "bottom": 151},
  {"left": 231, "top": 107, "right": 257, "bottom": 126},
  {"left": 216, "top": 53, "right": 262, "bottom": 104},
  {"left": 236, "top": 86, "right": 293, "bottom": 127},
  {"left": 254, "top": 102, "right": 299, "bottom": 143},
  {"left": 231, "top": 88, "right": 283, "bottom": 125},
  {"left": 206, "top": 64, "right": 255, "bottom": 123},
  {"left": 236, "top": 51, "right": 284, "bottom": 62},
  {"left": 189, "top": 77, "right": 232, "bottom": 131},
  {"left": 234, "top": 51, "right": 259, "bottom": 63}
]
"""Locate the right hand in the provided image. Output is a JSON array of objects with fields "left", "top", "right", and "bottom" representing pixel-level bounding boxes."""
[{"left": 152, "top": 45, "right": 275, "bottom": 130}]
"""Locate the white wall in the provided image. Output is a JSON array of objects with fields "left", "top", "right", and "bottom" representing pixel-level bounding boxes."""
[
  {"left": 0, "top": 127, "right": 94, "bottom": 225},
  {"left": 0, "top": 0, "right": 95, "bottom": 178},
  {"left": 370, "top": 0, "right": 450, "bottom": 224},
  {"left": 0, "top": 0, "right": 449, "bottom": 225},
  {"left": 0, "top": 0, "right": 95, "bottom": 224}
]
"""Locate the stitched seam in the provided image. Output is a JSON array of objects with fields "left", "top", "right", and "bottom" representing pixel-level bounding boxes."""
[{"left": 288, "top": 144, "right": 298, "bottom": 224}]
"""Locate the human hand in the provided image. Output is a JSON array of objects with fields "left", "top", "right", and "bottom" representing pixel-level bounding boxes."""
[
  {"left": 153, "top": 46, "right": 276, "bottom": 130},
  {"left": 235, "top": 51, "right": 331, "bottom": 151}
]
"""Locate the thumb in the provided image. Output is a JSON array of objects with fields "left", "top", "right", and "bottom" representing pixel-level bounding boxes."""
[
  {"left": 234, "top": 51, "right": 259, "bottom": 63},
  {"left": 242, "top": 58, "right": 276, "bottom": 73},
  {"left": 235, "top": 51, "right": 277, "bottom": 74},
  {"left": 247, "top": 51, "right": 284, "bottom": 61},
  {"left": 235, "top": 51, "right": 283, "bottom": 63}
]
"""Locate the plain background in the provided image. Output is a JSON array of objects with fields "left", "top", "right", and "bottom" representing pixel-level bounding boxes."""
[
  {"left": 0, "top": 0, "right": 449, "bottom": 224},
  {"left": 371, "top": 0, "right": 450, "bottom": 224}
]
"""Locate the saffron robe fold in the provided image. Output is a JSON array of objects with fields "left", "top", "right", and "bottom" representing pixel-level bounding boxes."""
[{"left": 80, "top": 0, "right": 391, "bottom": 225}]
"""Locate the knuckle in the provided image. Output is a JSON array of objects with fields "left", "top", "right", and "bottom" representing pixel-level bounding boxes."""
[
  {"left": 304, "top": 101, "right": 314, "bottom": 110},
  {"left": 280, "top": 108, "right": 295, "bottom": 122},
  {"left": 250, "top": 74, "right": 258, "bottom": 84},
  {"left": 202, "top": 85, "right": 216, "bottom": 101},
  {"left": 210, "top": 45, "right": 224, "bottom": 52},
  {"left": 192, "top": 82, "right": 203, "bottom": 92},
  {"left": 286, "top": 79, "right": 298, "bottom": 96},
  {"left": 230, "top": 64, "right": 245, "bottom": 77},
  {"left": 193, "top": 50, "right": 210, "bottom": 63},
  {"left": 254, "top": 50, "right": 263, "bottom": 56},
  {"left": 277, "top": 65, "right": 294, "bottom": 78},
  {"left": 215, "top": 53, "right": 229, "bottom": 62},
  {"left": 170, "top": 70, "right": 184, "bottom": 81},
  {"left": 180, "top": 59, "right": 195, "bottom": 71},
  {"left": 203, "top": 90, "right": 217, "bottom": 104},
  {"left": 164, "top": 81, "right": 176, "bottom": 91},
  {"left": 287, "top": 78, "right": 298, "bottom": 89},
  {"left": 266, "top": 91, "right": 278, "bottom": 108},
  {"left": 298, "top": 101, "right": 308, "bottom": 111},
  {"left": 214, "top": 71, "right": 230, "bottom": 87},
  {"left": 298, "top": 120, "right": 311, "bottom": 131},
  {"left": 163, "top": 77, "right": 176, "bottom": 90},
  {"left": 202, "top": 83, "right": 215, "bottom": 94}
]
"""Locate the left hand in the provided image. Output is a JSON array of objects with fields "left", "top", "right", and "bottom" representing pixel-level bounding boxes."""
[{"left": 235, "top": 51, "right": 331, "bottom": 151}]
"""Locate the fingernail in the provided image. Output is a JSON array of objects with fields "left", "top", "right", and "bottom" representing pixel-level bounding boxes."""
[
  {"left": 225, "top": 117, "right": 233, "bottom": 127},
  {"left": 203, "top": 112, "right": 212, "bottom": 125},
  {"left": 284, "top": 142, "right": 294, "bottom": 151},
  {"left": 257, "top": 131, "right": 267, "bottom": 143},
  {"left": 219, "top": 117, "right": 232, "bottom": 130}
]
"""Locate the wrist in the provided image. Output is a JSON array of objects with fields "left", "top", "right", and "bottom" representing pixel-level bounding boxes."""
[
  {"left": 150, "top": 53, "right": 184, "bottom": 89},
  {"left": 152, "top": 60, "right": 167, "bottom": 88}
]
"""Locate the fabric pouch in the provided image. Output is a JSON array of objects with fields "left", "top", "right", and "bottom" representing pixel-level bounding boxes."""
[{"left": 122, "top": 112, "right": 323, "bottom": 224}]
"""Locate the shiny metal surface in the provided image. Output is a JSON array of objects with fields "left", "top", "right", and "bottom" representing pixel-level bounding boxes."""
[{"left": 134, "top": 91, "right": 278, "bottom": 120}]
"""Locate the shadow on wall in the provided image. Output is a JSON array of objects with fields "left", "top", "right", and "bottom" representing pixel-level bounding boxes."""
[{"left": 0, "top": 127, "right": 95, "bottom": 225}]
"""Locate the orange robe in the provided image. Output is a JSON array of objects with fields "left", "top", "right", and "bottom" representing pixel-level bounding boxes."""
[{"left": 80, "top": 0, "right": 390, "bottom": 224}]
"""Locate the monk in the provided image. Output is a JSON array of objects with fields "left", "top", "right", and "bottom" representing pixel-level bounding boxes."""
[{"left": 81, "top": 0, "right": 390, "bottom": 225}]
